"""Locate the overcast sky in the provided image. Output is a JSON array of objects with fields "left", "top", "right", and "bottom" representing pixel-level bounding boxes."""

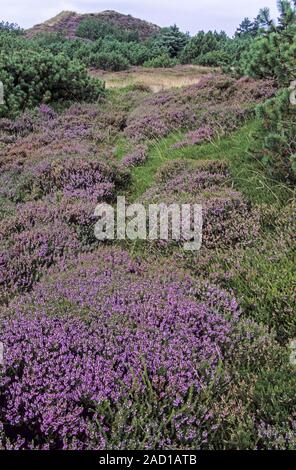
[{"left": 1, "top": 0, "right": 280, "bottom": 36}]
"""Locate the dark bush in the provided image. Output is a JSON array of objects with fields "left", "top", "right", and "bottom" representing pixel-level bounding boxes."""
[{"left": 0, "top": 50, "right": 104, "bottom": 117}]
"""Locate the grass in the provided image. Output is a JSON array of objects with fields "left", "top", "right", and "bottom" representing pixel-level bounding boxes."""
[
  {"left": 113, "top": 116, "right": 295, "bottom": 345},
  {"left": 127, "top": 120, "right": 293, "bottom": 205},
  {"left": 230, "top": 244, "right": 296, "bottom": 342},
  {"left": 0, "top": 195, "right": 15, "bottom": 221},
  {"left": 113, "top": 136, "right": 133, "bottom": 161},
  {"left": 90, "top": 65, "right": 215, "bottom": 92}
]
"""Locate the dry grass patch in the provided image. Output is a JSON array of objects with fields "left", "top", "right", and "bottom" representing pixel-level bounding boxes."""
[{"left": 90, "top": 65, "right": 216, "bottom": 92}]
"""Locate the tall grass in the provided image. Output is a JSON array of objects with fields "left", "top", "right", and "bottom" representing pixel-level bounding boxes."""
[{"left": 128, "top": 120, "right": 293, "bottom": 205}]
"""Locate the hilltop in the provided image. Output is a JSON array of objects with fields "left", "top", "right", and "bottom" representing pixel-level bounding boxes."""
[{"left": 26, "top": 10, "right": 161, "bottom": 40}]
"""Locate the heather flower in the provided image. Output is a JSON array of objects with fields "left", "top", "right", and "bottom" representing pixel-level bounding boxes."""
[
  {"left": 0, "top": 152, "right": 130, "bottom": 203},
  {"left": 0, "top": 248, "right": 242, "bottom": 449},
  {"left": 140, "top": 162, "right": 260, "bottom": 249},
  {"left": 0, "top": 197, "right": 98, "bottom": 297},
  {"left": 124, "top": 74, "right": 276, "bottom": 142},
  {"left": 171, "top": 125, "right": 214, "bottom": 149},
  {"left": 257, "top": 421, "right": 296, "bottom": 450},
  {"left": 122, "top": 145, "right": 148, "bottom": 167},
  {"left": 0, "top": 222, "right": 80, "bottom": 295}
]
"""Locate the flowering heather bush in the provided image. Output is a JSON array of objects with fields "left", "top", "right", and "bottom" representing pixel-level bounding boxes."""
[
  {"left": 125, "top": 103, "right": 191, "bottom": 142},
  {"left": 172, "top": 125, "right": 214, "bottom": 149},
  {"left": 161, "top": 169, "right": 229, "bottom": 194},
  {"left": 274, "top": 200, "right": 296, "bottom": 248},
  {"left": 0, "top": 102, "right": 131, "bottom": 204},
  {"left": 0, "top": 247, "right": 243, "bottom": 449},
  {"left": 12, "top": 105, "right": 57, "bottom": 137},
  {"left": 0, "top": 140, "right": 130, "bottom": 204},
  {"left": 154, "top": 159, "right": 229, "bottom": 184},
  {"left": 122, "top": 144, "right": 148, "bottom": 167},
  {"left": 31, "top": 157, "right": 122, "bottom": 202},
  {"left": 0, "top": 222, "right": 79, "bottom": 297},
  {"left": 141, "top": 161, "right": 259, "bottom": 249},
  {"left": 155, "top": 159, "right": 194, "bottom": 183},
  {"left": 0, "top": 197, "right": 94, "bottom": 240},
  {"left": 0, "top": 102, "right": 127, "bottom": 168},
  {"left": 0, "top": 108, "right": 47, "bottom": 140},
  {"left": 257, "top": 422, "right": 296, "bottom": 450},
  {"left": 124, "top": 74, "right": 276, "bottom": 142},
  {"left": 186, "top": 74, "right": 276, "bottom": 103},
  {"left": 0, "top": 197, "right": 99, "bottom": 298}
]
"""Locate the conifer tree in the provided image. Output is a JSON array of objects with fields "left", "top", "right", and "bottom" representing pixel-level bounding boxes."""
[{"left": 240, "top": 0, "right": 296, "bottom": 180}]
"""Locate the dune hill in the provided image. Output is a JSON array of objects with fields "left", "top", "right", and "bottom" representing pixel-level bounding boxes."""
[{"left": 26, "top": 10, "right": 161, "bottom": 40}]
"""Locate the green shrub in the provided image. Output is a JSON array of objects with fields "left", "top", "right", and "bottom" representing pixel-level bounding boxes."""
[
  {"left": 76, "top": 17, "right": 139, "bottom": 42},
  {"left": 230, "top": 243, "right": 295, "bottom": 343},
  {"left": 0, "top": 50, "right": 104, "bottom": 117},
  {"left": 256, "top": 89, "right": 296, "bottom": 181},
  {"left": 180, "top": 30, "right": 228, "bottom": 64},
  {"left": 237, "top": 0, "right": 296, "bottom": 181},
  {"left": 143, "top": 53, "right": 178, "bottom": 68},
  {"left": 149, "top": 25, "right": 189, "bottom": 58},
  {"left": 0, "top": 21, "right": 23, "bottom": 34},
  {"left": 88, "top": 51, "right": 130, "bottom": 71},
  {"left": 194, "top": 50, "right": 230, "bottom": 67}
]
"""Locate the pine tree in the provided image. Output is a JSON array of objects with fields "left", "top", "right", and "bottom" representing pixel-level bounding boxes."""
[
  {"left": 151, "top": 25, "right": 189, "bottom": 58},
  {"left": 235, "top": 18, "right": 255, "bottom": 37},
  {"left": 277, "top": 0, "right": 296, "bottom": 29},
  {"left": 237, "top": 0, "right": 296, "bottom": 180}
]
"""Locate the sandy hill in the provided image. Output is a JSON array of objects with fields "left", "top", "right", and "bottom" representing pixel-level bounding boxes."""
[{"left": 26, "top": 10, "right": 161, "bottom": 41}]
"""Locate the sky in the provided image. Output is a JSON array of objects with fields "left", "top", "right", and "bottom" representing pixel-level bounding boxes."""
[{"left": 1, "top": 0, "right": 280, "bottom": 36}]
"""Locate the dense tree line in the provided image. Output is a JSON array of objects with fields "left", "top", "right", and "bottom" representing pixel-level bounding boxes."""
[{"left": 1, "top": 5, "right": 293, "bottom": 74}]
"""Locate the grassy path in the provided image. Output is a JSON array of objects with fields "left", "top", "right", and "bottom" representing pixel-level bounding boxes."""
[
  {"left": 128, "top": 120, "right": 293, "bottom": 205},
  {"left": 114, "top": 118, "right": 295, "bottom": 344}
]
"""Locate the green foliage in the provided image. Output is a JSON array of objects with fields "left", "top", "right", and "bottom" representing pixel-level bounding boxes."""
[
  {"left": 143, "top": 53, "right": 178, "bottom": 68},
  {"left": 253, "top": 365, "right": 296, "bottom": 425},
  {"left": 194, "top": 50, "right": 230, "bottom": 67},
  {"left": 235, "top": 17, "right": 257, "bottom": 38},
  {"left": 235, "top": 7, "right": 275, "bottom": 38},
  {"left": 222, "top": 37, "right": 253, "bottom": 71},
  {"left": 0, "top": 48, "right": 104, "bottom": 117},
  {"left": 76, "top": 17, "right": 139, "bottom": 42},
  {"left": 256, "top": 89, "right": 296, "bottom": 180},
  {"left": 236, "top": 0, "right": 296, "bottom": 180},
  {"left": 33, "top": 33, "right": 154, "bottom": 70},
  {"left": 149, "top": 25, "right": 189, "bottom": 58},
  {"left": 235, "top": 1, "right": 295, "bottom": 85},
  {"left": 90, "top": 39, "right": 151, "bottom": 67},
  {"left": 88, "top": 50, "right": 130, "bottom": 71},
  {"left": 238, "top": 28, "right": 296, "bottom": 83},
  {"left": 180, "top": 31, "right": 230, "bottom": 66},
  {"left": 227, "top": 238, "right": 295, "bottom": 343},
  {"left": 0, "top": 20, "right": 23, "bottom": 34}
]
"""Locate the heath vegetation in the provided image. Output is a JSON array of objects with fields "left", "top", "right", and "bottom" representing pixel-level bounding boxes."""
[{"left": 0, "top": 1, "right": 295, "bottom": 450}]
